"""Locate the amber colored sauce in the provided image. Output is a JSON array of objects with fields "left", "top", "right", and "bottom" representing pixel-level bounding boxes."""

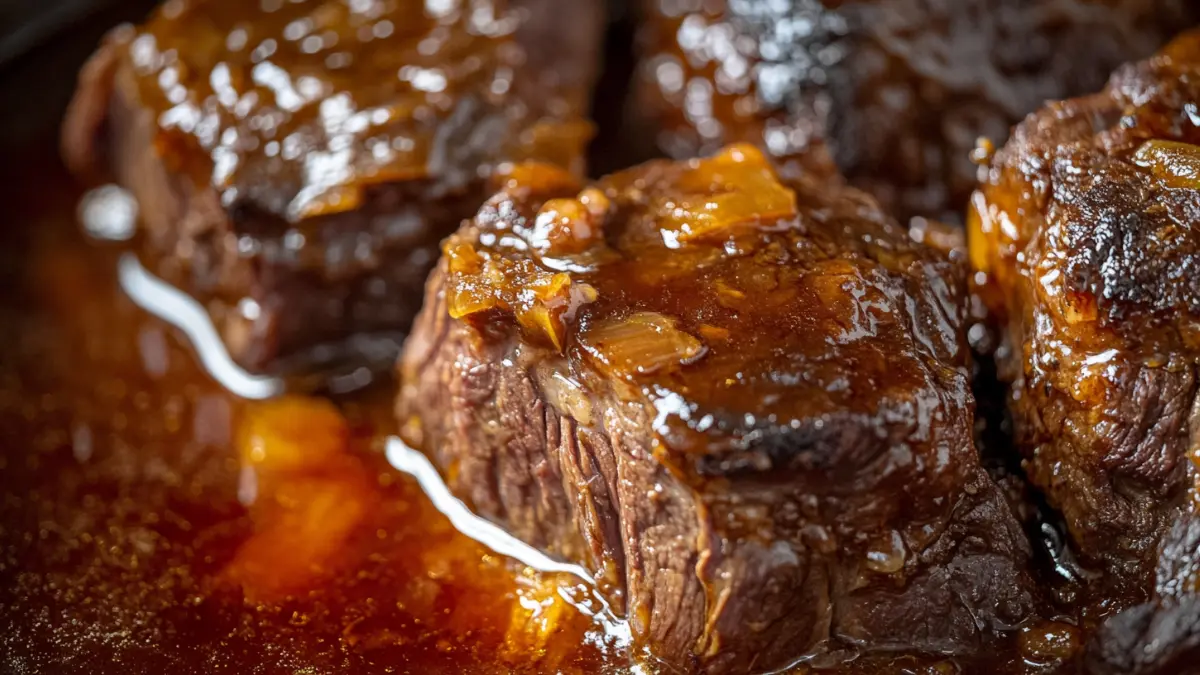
[{"left": 0, "top": 154, "right": 630, "bottom": 674}]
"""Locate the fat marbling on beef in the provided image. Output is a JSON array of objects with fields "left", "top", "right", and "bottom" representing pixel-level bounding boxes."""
[
  {"left": 397, "top": 145, "right": 1038, "bottom": 673},
  {"left": 61, "top": 0, "right": 599, "bottom": 374},
  {"left": 971, "top": 28, "right": 1200, "bottom": 607},
  {"left": 635, "top": 0, "right": 1199, "bottom": 225}
]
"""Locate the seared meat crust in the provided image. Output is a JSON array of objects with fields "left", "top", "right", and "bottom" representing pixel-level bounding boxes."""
[{"left": 970, "top": 29, "right": 1200, "bottom": 599}]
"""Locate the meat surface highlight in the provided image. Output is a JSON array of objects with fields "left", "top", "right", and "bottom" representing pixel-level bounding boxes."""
[
  {"left": 397, "top": 145, "right": 1038, "bottom": 672},
  {"left": 61, "top": 0, "right": 599, "bottom": 374},
  {"left": 635, "top": 0, "right": 1199, "bottom": 225},
  {"left": 970, "top": 29, "right": 1200, "bottom": 603}
]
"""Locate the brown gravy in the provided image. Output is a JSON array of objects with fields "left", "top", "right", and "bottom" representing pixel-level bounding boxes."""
[{"left": 0, "top": 152, "right": 633, "bottom": 673}]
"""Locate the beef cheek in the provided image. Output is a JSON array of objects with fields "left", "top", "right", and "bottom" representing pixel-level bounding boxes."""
[
  {"left": 970, "top": 29, "right": 1200, "bottom": 603},
  {"left": 398, "top": 146, "right": 1038, "bottom": 673},
  {"left": 61, "top": 0, "right": 600, "bottom": 375},
  {"left": 634, "top": 0, "right": 1199, "bottom": 225}
]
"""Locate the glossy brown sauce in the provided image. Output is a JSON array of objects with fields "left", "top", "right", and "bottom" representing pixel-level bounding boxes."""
[
  {"left": 0, "top": 155, "right": 628, "bottom": 674},
  {"left": 0, "top": 142, "right": 1065, "bottom": 673},
  {"left": 89, "top": 0, "right": 591, "bottom": 222},
  {"left": 441, "top": 145, "right": 962, "bottom": 468}
]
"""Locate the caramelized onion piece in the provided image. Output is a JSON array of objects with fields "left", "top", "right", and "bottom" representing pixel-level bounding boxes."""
[
  {"left": 698, "top": 324, "right": 731, "bottom": 342},
  {"left": 226, "top": 396, "right": 374, "bottom": 601},
  {"left": 445, "top": 241, "right": 598, "bottom": 351},
  {"left": 444, "top": 163, "right": 604, "bottom": 351},
  {"left": 504, "top": 574, "right": 583, "bottom": 667},
  {"left": 529, "top": 187, "right": 610, "bottom": 257},
  {"left": 864, "top": 530, "right": 908, "bottom": 575},
  {"left": 514, "top": 272, "right": 594, "bottom": 351},
  {"left": 494, "top": 161, "right": 582, "bottom": 194},
  {"left": 653, "top": 143, "right": 797, "bottom": 244},
  {"left": 537, "top": 369, "right": 594, "bottom": 426},
  {"left": 966, "top": 191, "right": 994, "bottom": 276},
  {"left": 1132, "top": 139, "right": 1200, "bottom": 189},
  {"left": 580, "top": 312, "right": 707, "bottom": 378},
  {"left": 1018, "top": 622, "right": 1081, "bottom": 664}
]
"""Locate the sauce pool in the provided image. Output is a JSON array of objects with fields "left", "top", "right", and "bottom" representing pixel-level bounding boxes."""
[{"left": 0, "top": 155, "right": 627, "bottom": 674}]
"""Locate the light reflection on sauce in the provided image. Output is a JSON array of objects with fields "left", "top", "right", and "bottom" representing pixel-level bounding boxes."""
[
  {"left": 384, "top": 436, "right": 636, "bottom": 655},
  {"left": 117, "top": 252, "right": 395, "bottom": 396},
  {"left": 114, "top": 220, "right": 639, "bottom": 663},
  {"left": 77, "top": 184, "right": 138, "bottom": 241},
  {"left": 0, "top": 160, "right": 629, "bottom": 674},
  {"left": 117, "top": 252, "right": 285, "bottom": 400},
  {"left": 385, "top": 436, "right": 595, "bottom": 581}
]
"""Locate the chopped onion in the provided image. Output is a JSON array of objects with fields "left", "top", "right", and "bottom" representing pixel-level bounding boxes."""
[{"left": 580, "top": 312, "right": 707, "bottom": 378}]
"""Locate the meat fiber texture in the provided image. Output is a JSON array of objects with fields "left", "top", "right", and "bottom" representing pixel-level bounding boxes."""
[
  {"left": 971, "top": 28, "right": 1200, "bottom": 608},
  {"left": 60, "top": 0, "right": 600, "bottom": 374},
  {"left": 635, "top": 0, "right": 1199, "bottom": 226},
  {"left": 397, "top": 145, "right": 1038, "bottom": 673}
]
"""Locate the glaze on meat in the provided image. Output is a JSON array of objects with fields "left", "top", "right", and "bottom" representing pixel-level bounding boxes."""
[
  {"left": 60, "top": 0, "right": 599, "bottom": 374},
  {"left": 971, "top": 28, "right": 1200, "bottom": 613},
  {"left": 32, "top": 1, "right": 1200, "bottom": 672},
  {"left": 635, "top": 0, "right": 1199, "bottom": 224},
  {"left": 397, "top": 145, "right": 1039, "bottom": 673}
]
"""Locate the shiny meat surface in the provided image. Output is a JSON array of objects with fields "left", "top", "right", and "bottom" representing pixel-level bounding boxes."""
[
  {"left": 69, "top": 0, "right": 594, "bottom": 218},
  {"left": 444, "top": 147, "right": 966, "bottom": 467},
  {"left": 970, "top": 29, "right": 1200, "bottom": 606},
  {"left": 635, "top": 0, "right": 1199, "bottom": 224},
  {"left": 23, "top": 0, "right": 1200, "bottom": 671},
  {"left": 398, "top": 146, "right": 1041, "bottom": 673},
  {"left": 60, "top": 0, "right": 598, "bottom": 374}
]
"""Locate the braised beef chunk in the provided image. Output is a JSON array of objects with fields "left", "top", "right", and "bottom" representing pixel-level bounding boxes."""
[
  {"left": 60, "top": 0, "right": 598, "bottom": 374},
  {"left": 635, "top": 0, "right": 1198, "bottom": 225},
  {"left": 970, "top": 29, "right": 1200, "bottom": 600},
  {"left": 397, "top": 146, "right": 1038, "bottom": 672}
]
